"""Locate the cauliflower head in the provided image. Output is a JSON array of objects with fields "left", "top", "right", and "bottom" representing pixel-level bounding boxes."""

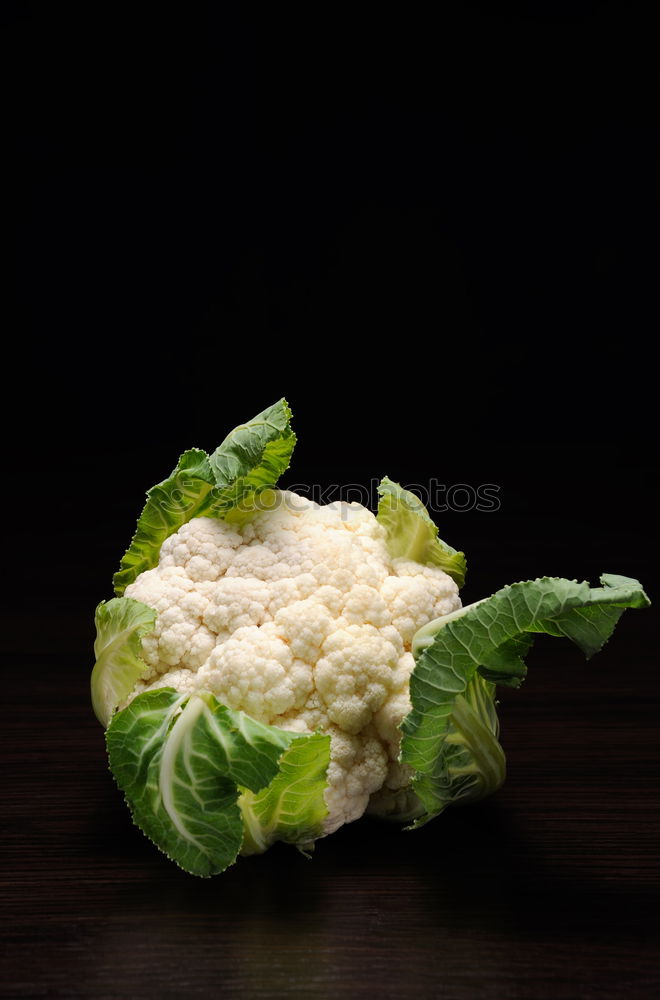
[
  {"left": 94, "top": 400, "right": 648, "bottom": 878},
  {"left": 124, "top": 491, "right": 461, "bottom": 834}
]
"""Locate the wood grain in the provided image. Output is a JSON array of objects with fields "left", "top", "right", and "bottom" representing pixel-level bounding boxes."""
[{"left": 2, "top": 610, "right": 658, "bottom": 999}]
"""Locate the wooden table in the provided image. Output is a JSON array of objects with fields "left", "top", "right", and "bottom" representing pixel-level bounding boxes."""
[{"left": 3, "top": 608, "right": 658, "bottom": 999}]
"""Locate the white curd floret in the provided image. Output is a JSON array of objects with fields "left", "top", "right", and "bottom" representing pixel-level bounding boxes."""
[{"left": 124, "top": 490, "right": 461, "bottom": 833}]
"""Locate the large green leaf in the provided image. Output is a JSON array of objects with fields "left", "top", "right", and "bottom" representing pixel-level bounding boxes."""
[
  {"left": 403, "top": 574, "right": 650, "bottom": 824},
  {"left": 91, "top": 597, "right": 156, "bottom": 728},
  {"left": 113, "top": 399, "right": 295, "bottom": 596},
  {"left": 377, "top": 477, "right": 466, "bottom": 587},
  {"left": 368, "top": 669, "right": 504, "bottom": 825},
  {"left": 239, "top": 733, "right": 330, "bottom": 855},
  {"left": 106, "top": 689, "right": 331, "bottom": 877},
  {"left": 208, "top": 397, "right": 296, "bottom": 524},
  {"left": 423, "top": 672, "right": 506, "bottom": 814},
  {"left": 112, "top": 450, "right": 217, "bottom": 597}
]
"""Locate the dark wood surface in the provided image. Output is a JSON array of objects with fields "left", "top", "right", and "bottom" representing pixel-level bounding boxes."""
[
  {"left": 3, "top": 609, "right": 658, "bottom": 999},
  {"left": 5, "top": 5, "right": 658, "bottom": 995}
]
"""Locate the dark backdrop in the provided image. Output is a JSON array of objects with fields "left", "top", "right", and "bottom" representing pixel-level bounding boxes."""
[{"left": 4, "top": 4, "right": 658, "bottom": 998}]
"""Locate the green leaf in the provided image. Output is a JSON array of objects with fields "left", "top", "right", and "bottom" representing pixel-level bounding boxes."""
[
  {"left": 239, "top": 733, "right": 330, "bottom": 855},
  {"left": 91, "top": 597, "right": 156, "bottom": 728},
  {"left": 376, "top": 477, "right": 466, "bottom": 587},
  {"left": 113, "top": 450, "right": 216, "bottom": 597},
  {"left": 106, "top": 689, "right": 331, "bottom": 877},
  {"left": 403, "top": 574, "right": 650, "bottom": 824},
  {"left": 113, "top": 399, "right": 295, "bottom": 596},
  {"left": 434, "top": 673, "right": 506, "bottom": 810},
  {"left": 369, "top": 671, "right": 505, "bottom": 826},
  {"left": 208, "top": 397, "right": 296, "bottom": 524}
]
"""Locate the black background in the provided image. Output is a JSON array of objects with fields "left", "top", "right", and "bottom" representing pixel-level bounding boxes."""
[{"left": 3, "top": 3, "right": 658, "bottom": 998}]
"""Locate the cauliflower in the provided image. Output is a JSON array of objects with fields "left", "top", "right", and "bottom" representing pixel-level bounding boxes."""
[
  {"left": 123, "top": 493, "right": 461, "bottom": 834},
  {"left": 92, "top": 399, "right": 648, "bottom": 877}
]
